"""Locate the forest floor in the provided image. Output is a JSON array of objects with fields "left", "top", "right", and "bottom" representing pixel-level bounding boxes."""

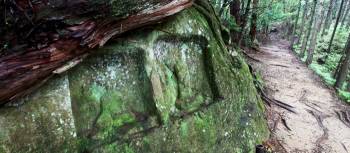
[{"left": 248, "top": 38, "right": 350, "bottom": 153}]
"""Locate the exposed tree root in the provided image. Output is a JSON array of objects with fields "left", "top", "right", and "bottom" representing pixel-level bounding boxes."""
[
  {"left": 336, "top": 110, "right": 350, "bottom": 128},
  {"left": 264, "top": 106, "right": 288, "bottom": 152},
  {"left": 307, "top": 109, "right": 329, "bottom": 153},
  {"left": 342, "top": 142, "right": 349, "bottom": 153},
  {"left": 0, "top": 0, "right": 193, "bottom": 105},
  {"left": 243, "top": 50, "right": 262, "bottom": 62},
  {"left": 269, "top": 64, "right": 289, "bottom": 68},
  {"left": 260, "top": 88, "right": 296, "bottom": 114},
  {"left": 247, "top": 58, "right": 296, "bottom": 114},
  {"left": 281, "top": 117, "right": 291, "bottom": 131}
]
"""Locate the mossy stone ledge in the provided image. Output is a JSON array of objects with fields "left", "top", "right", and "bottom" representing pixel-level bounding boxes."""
[{"left": 0, "top": 7, "right": 268, "bottom": 153}]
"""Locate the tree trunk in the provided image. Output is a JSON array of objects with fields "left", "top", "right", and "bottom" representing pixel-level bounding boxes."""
[
  {"left": 300, "top": 0, "right": 317, "bottom": 58},
  {"left": 230, "top": 0, "right": 241, "bottom": 42},
  {"left": 335, "top": 33, "right": 350, "bottom": 89},
  {"left": 219, "top": 0, "right": 232, "bottom": 16},
  {"left": 298, "top": 0, "right": 310, "bottom": 44},
  {"left": 333, "top": 0, "right": 342, "bottom": 18},
  {"left": 249, "top": 0, "right": 259, "bottom": 42},
  {"left": 241, "top": 0, "right": 245, "bottom": 13},
  {"left": 230, "top": 0, "right": 241, "bottom": 25},
  {"left": 291, "top": 0, "right": 303, "bottom": 49},
  {"left": 341, "top": 0, "right": 350, "bottom": 27},
  {"left": 339, "top": 0, "right": 349, "bottom": 25},
  {"left": 322, "top": 0, "right": 335, "bottom": 36},
  {"left": 306, "top": 1, "right": 324, "bottom": 65},
  {"left": 327, "top": 0, "right": 346, "bottom": 54},
  {"left": 238, "top": 0, "right": 252, "bottom": 46}
]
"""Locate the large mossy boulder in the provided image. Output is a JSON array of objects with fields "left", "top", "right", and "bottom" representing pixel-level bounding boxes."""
[{"left": 0, "top": 7, "right": 268, "bottom": 153}]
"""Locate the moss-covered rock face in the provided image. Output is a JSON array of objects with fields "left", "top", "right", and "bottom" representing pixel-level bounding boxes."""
[{"left": 0, "top": 7, "right": 268, "bottom": 153}]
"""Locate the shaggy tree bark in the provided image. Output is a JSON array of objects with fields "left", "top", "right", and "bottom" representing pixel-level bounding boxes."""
[{"left": 0, "top": 0, "right": 193, "bottom": 105}]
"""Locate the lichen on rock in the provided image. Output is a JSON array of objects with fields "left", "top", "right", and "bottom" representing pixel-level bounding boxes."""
[{"left": 0, "top": 76, "right": 77, "bottom": 153}]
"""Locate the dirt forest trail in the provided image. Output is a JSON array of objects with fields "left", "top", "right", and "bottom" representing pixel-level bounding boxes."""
[{"left": 248, "top": 39, "right": 350, "bottom": 153}]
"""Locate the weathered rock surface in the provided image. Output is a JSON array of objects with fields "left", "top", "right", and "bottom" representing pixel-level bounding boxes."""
[
  {"left": 0, "top": 7, "right": 268, "bottom": 153},
  {"left": 0, "top": 76, "right": 76, "bottom": 152}
]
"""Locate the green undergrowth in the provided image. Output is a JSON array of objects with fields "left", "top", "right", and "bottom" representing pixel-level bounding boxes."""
[
  {"left": 310, "top": 63, "right": 350, "bottom": 104},
  {"left": 338, "top": 90, "right": 350, "bottom": 103},
  {"left": 308, "top": 60, "right": 350, "bottom": 103},
  {"left": 293, "top": 38, "right": 350, "bottom": 103},
  {"left": 309, "top": 63, "right": 336, "bottom": 86}
]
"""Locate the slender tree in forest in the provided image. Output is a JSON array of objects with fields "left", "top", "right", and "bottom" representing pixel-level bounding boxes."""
[
  {"left": 241, "top": 0, "right": 245, "bottom": 13},
  {"left": 230, "top": 0, "right": 241, "bottom": 42},
  {"left": 322, "top": 0, "right": 335, "bottom": 36},
  {"left": 327, "top": 0, "right": 345, "bottom": 54},
  {"left": 249, "top": 0, "right": 259, "bottom": 42},
  {"left": 219, "top": 0, "right": 233, "bottom": 16},
  {"left": 238, "top": 0, "right": 252, "bottom": 46},
  {"left": 339, "top": 0, "right": 349, "bottom": 23},
  {"left": 291, "top": 0, "right": 302, "bottom": 49},
  {"left": 282, "top": 1, "right": 294, "bottom": 38},
  {"left": 300, "top": 0, "right": 317, "bottom": 58},
  {"left": 306, "top": 1, "right": 325, "bottom": 65},
  {"left": 333, "top": 0, "right": 342, "bottom": 18},
  {"left": 341, "top": 0, "right": 350, "bottom": 27},
  {"left": 298, "top": 0, "right": 310, "bottom": 44},
  {"left": 230, "top": 0, "right": 241, "bottom": 26},
  {"left": 335, "top": 33, "right": 350, "bottom": 89},
  {"left": 347, "top": 18, "right": 350, "bottom": 29}
]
